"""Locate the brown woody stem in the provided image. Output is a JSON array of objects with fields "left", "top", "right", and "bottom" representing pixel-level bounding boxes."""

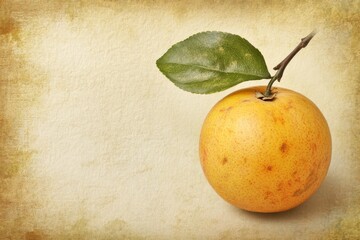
[{"left": 262, "top": 30, "right": 317, "bottom": 99}]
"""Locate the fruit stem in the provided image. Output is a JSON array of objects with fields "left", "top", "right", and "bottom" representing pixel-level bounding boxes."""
[{"left": 260, "top": 30, "right": 317, "bottom": 100}]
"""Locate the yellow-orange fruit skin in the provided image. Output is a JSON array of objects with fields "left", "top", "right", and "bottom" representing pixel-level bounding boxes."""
[{"left": 199, "top": 86, "right": 331, "bottom": 213}]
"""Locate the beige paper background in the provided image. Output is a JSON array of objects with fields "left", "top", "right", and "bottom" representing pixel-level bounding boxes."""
[{"left": 0, "top": 1, "right": 359, "bottom": 239}]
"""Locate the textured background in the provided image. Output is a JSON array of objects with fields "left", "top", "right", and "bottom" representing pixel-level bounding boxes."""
[{"left": 0, "top": 1, "right": 359, "bottom": 239}]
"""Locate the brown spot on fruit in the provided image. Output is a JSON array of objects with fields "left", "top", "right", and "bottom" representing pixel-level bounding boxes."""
[
  {"left": 270, "top": 112, "right": 285, "bottom": 125},
  {"left": 287, "top": 180, "right": 292, "bottom": 186},
  {"left": 310, "top": 143, "right": 317, "bottom": 154},
  {"left": 266, "top": 165, "right": 273, "bottom": 171},
  {"left": 201, "top": 149, "right": 207, "bottom": 163},
  {"left": 270, "top": 112, "right": 277, "bottom": 123},
  {"left": 293, "top": 189, "right": 302, "bottom": 196},
  {"left": 264, "top": 191, "right": 273, "bottom": 200},
  {"left": 277, "top": 181, "right": 284, "bottom": 191},
  {"left": 227, "top": 129, "right": 234, "bottom": 134},
  {"left": 219, "top": 106, "right": 233, "bottom": 112},
  {"left": 280, "top": 142, "right": 288, "bottom": 153},
  {"left": 279, "top": 117, "right": 285, "bottom": 125},
  {"left": 241, "top": 99, "right": 250, "bottom": 103},
  {"left": 222, "top": 157, "right": 228, "bottom": 165},
  {"left": 284, "top": 100, "right": 294, "bottom": 111},
  {"left": 292, "top": 170, "right": 318, "bottom": 197}
]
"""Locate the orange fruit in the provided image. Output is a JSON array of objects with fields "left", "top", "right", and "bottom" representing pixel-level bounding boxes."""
[{"left": 199, "top": 86, "right": 331, "bottom": 213}]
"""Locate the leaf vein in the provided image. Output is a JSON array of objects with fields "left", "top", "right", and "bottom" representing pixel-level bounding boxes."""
[{"left": 159, "top": 62, "right": 270, "bottom": 79}]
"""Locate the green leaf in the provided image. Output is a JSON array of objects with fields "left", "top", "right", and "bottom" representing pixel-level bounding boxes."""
[{"left": 156, "top": 31, "right": 271, "bottom": 94}]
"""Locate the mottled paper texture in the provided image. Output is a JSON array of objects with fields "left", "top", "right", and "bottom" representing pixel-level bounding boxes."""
[{"left": 0, "top": 0, "right": 359, "bottom": 239}]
